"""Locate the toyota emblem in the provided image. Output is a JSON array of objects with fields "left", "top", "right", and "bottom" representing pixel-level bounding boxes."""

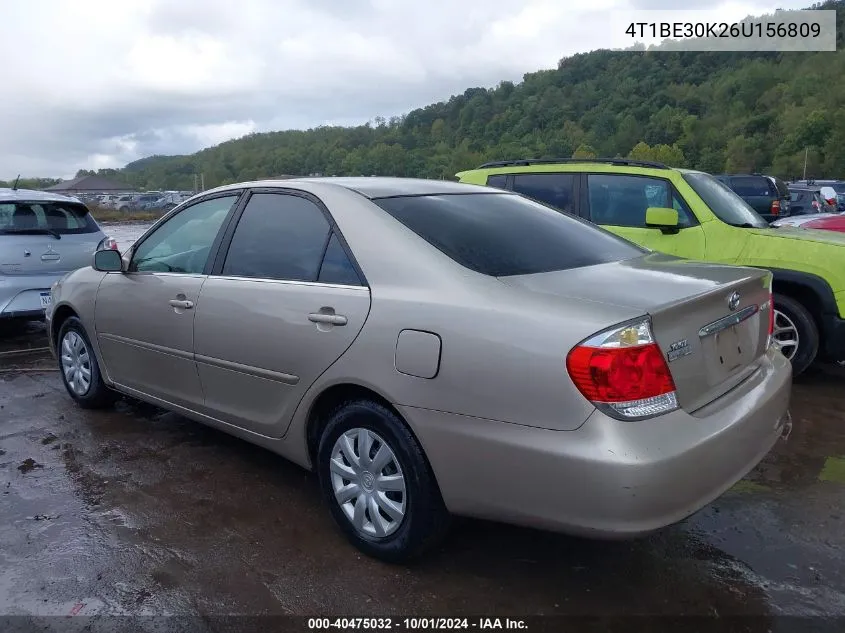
[{"left": 728, "top": 291, "right": 740, "bottom": 311}]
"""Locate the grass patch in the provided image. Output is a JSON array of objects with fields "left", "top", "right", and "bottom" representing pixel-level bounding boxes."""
[
  {"left": 728, "top": 479, "right": 772, "bottom": 494},
  {"left": 819, "top": 456, "right": 845, "bottom": 484},
  {"left": 88, "top": 208, "right": 160, "bottom": 223}
]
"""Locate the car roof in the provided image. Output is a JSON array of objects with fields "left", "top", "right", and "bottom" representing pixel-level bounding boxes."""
[
  {"left": 0, "top": 188, "right": 82, "bottom": 204},
  {"left": 204, "top": 177, "right": 498, "bottom": 199}
]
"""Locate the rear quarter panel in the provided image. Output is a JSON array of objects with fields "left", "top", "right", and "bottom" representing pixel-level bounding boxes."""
[{"left": 48, "top": 266, "right": 110, "bottom": 378}]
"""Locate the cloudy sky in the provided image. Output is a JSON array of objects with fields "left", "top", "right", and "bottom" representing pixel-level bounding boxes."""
[{"left": 0, "top": 0, "right": 808, "bottom": 179}]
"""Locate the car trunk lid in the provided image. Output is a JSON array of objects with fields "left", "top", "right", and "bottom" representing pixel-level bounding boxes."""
[{"left": 498, "top": 253, "right": 772, "bottom": 413}]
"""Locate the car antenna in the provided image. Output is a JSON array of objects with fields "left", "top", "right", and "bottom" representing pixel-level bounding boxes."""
[{"left": 11, "top": 174, "right": 20, "bottom": 190}]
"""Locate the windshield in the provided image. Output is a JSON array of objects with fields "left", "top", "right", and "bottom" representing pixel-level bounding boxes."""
[
  {"left": 373, "top": 192, "right": 646, "bottom": 277},
  {"left": 0, "top": 201, "right": 100, "bottom": 235},
  {"left": 682, "top": 172, "right": 769, "bottom": 228}
]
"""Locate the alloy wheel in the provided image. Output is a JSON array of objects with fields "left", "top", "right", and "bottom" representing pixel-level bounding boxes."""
[{"left": 773, "top": 308, "right": 800, "bottom": 361}]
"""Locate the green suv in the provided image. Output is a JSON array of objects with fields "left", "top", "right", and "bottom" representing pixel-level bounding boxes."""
[{"left": 457, "top": 158, "right": 845, "bottom": 375}]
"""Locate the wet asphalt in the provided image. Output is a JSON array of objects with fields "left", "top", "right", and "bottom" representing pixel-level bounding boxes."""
[
  {"left": 1, "top": 321, "right": 844, "bottom": 622},
  {"left": 1, "top": 222, "right": 844, "bottom": 622}
]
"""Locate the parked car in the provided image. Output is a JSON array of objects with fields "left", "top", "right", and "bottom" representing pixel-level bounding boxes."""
[
  {"left": 0, "top": 188, "right": 116, "bottom": 323},
  {"left": 46, "top": 177, "right": 791, "bottom": 561},
  {"left": 775, "top": 214, "right": 845, "bottom": 234},
  {"left": 786, "top": 185, "right": 837, "bottom": 216},
  {"left": 457, "top": 158, "right": 845, "bottom": 375},
  {"left": 715, "top": 174, "right": 791, "bottom": 221},
  {"left": 771, "top": 213, "right": 839, "bottom": 228},
  {"left": 134, "top": 194, "right": 162, "bottom": 210}
]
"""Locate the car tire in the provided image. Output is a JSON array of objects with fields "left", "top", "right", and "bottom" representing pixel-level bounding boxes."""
[
  {"left": 317, "top": 399, "right": 450, "bottom": 563},
  {"left": 118, "top": 206, "right": 129, "bottom": 213},
  {"left": 773, "top": 293, "right": 818, "bottom": 376},
  {"left": 56, "top": 317, "right": 115, "bottom": 409}
]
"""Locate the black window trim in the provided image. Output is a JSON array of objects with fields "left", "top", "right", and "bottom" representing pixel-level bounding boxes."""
[
  {"left": 210, "top": 187, "right": 369, "bottom": 288},
  {"left": 581, "top": 172, "right": 700, "bottom": 228},
  {"left": 506, "top": 171, "right": 582, "bottom": 219},
  {"left": 126, "top": 189, "right": 248, "bottom": 276}
]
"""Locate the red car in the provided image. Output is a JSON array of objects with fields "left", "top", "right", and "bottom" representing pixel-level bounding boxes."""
[{"left": 801, "top": 215, "right": 845, "bottom": 233}]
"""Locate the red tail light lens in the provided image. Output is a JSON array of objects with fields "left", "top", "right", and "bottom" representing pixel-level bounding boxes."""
[
  {"left": 566, "top": 318, "right": 678, "bottom": 420},
  {"left": 771, "top": 199, "right": 780, "bottom": 216}
]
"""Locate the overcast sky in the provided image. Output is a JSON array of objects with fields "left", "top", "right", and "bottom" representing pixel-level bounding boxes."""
[{"left": 0, "top": 0, "right": 809, "bottom": 179}]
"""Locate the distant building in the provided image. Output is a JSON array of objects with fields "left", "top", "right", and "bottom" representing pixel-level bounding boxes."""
[{"left": 43, "top": 175, "right": 135, "bottom": 193}]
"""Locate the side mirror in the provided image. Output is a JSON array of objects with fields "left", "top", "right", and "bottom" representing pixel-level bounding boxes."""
[
  {"left": 645, "top": 207, "right": 680, "bottom": 234},
  {"left": 93, "top": 249, "right": 124, "bottom": 272}
]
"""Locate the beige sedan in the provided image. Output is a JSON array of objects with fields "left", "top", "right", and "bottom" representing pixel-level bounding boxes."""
[{"left": 46, "top": 177, "right": 792, "bottom": 562}]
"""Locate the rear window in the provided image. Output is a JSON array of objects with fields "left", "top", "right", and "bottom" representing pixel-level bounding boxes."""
[
  {"left": 730, "top": 176, "right": 775, "bottom": 197},
  {"left": 372, "top": 192, "right": 646, "bottom": 277},
  {"left": 0, "top": 201, "right": 99, "bottom": 235},
  {"left": 683, "top": 173, "right": 769, "bottom": 229}
]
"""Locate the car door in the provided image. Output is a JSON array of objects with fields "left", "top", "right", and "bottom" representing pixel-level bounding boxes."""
[
  {"left": 192, "top": 190, "right": 371, "bottom": 437},
  {"left": 583, "top": 173, "right": 706, "bottom": 259},
  {"left": 94, "top": 192, "right": 242, "bottom": 409}
]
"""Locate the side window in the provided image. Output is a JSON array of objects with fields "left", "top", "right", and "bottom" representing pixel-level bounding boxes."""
[
  {"left": 318, "top": 233, "right": 363, "bottom": 286},
  {"left": 222, "top": 193, "right": 330, "bottom": 281},
  {"left": 587, "top": 174, "right": 696, "bottom": 228},
  {"left": 671, "top": 192, "right": 696, "bottom": 228},
  {"left": 512, "top": 173, "right": 575, "bottom": 214},
  {"left": 486, "top": 174, "right": 508, "bottom": 189},
  {"left": 130, "top": 195, "right": 237, "bottom": 274}
]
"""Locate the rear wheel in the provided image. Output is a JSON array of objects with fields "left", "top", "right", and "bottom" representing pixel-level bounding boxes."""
[
  {"left": 57, "top": 317, "right": 115, "bottom": 409},
  {"left": 773, "top": 293, "right": 818, "bottom": 376},
  {"left": 317, "top": 399, "right": 450, "bottom": 563}
]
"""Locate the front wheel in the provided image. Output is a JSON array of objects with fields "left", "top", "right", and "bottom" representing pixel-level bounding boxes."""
[
  {"left": 773, "top": 293, "right": 818, "bottom": 376},
  {"left": 317, "top": 400, "right": 450, "bottom": 563},
  {"left": 57, "top": 317, "right": 115, "bottom": 409}
]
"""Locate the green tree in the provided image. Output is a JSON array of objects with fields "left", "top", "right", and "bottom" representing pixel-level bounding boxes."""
[{"left": 572, "top": 144, "right": 598, "bottom": 159}]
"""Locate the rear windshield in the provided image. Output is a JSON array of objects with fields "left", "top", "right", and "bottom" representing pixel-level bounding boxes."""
[
  {"left": 730, "top": 176, "right": 775, "bottom": 197},
  {"left": 683, "top": 173, "right": 769, "bottom": 229},
  {"left": 372, "top": 192, "right": 646, "bottom": 277},
  {"left": 0, "top": 201, "right": 100, "bottom": 235}
]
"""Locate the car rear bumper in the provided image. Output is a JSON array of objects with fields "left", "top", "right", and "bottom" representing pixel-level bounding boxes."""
[
  {"left": 401, "top": 347, "right": 791, "bottom": 538},
  {"left": 0, "top": 272, "right": 66, "bottom": 319}
]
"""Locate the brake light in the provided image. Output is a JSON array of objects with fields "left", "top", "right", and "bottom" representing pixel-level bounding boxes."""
[
  {"left": 766, "top": 291, "right": 775, "bottom": 350},
  {"left": 97, "top": 236, "right": 118, "bottom": 251},
  {"left": 770, "top": 199, "right": 780, "bottom": 216},
  {"left": 566, "top": 318, "right": 678, "bottom": 420}
]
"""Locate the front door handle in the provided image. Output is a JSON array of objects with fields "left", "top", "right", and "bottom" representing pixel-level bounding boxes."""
[
  {"left": 308, "top": 312, "right": 347, "bottom": 326},
  {"left": 169, "top": 299, "right": 194, "bottom": 310}
]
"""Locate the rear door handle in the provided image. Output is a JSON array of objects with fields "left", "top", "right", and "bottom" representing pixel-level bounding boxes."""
[
  {"left": 169, "top": 299, "right": 194, "bottom": 309},
  {"left": 308, "top": 312, "right": 347, "bottom": 326}
]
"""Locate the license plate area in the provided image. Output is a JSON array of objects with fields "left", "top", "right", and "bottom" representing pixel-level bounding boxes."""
[
  {"left": 40, "top": 292, "right": 52, "bottom": 309},
  {"left": 714, "top": 325, "right": 746, "bottom": 372}
]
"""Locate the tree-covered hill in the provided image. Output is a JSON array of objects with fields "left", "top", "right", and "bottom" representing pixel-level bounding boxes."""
[{"left": 12, "top": 1, "right": 845, "bottom": 191}]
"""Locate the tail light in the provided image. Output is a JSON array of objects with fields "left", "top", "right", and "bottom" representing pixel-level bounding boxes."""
[
  {"left": 97, "top": 236, "right": 118, "bottom": 251},
  {"left": 566, "top": 318, "right": 678, "bottom": 420},
  {"left": 764, "top": 277, "right": 774, "bottom": 350},
  {"left": 771, "top": 199, "right": 780, "bottom": 216}
]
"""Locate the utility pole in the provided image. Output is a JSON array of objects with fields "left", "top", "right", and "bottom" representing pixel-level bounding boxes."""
[
  {"left": 193, "top": 174, "right": 198, "bottom": 193},
  {"left": 803, "top": 147, "right": 808, "bottom": 181},
  {"left": 200, "top": 173, "right": 205, "bottom": 192}
]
